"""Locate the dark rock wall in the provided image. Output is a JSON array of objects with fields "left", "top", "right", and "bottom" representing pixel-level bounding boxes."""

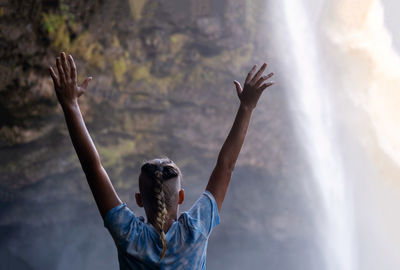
[{"left": 0, "top": 1, "right": 321, "bottom": 269}]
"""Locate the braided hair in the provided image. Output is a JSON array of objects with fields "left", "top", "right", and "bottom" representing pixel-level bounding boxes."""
[{"left": 140, "top": 158, "right": 181, "bottom": 261}]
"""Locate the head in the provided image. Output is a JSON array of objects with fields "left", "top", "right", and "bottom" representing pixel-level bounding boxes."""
[{"left": 135, "top": 157, "right": 184, "bottom": 260}]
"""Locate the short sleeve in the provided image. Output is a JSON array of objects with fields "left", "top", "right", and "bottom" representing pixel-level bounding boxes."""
[
  {"left": 186, "top": 190, "right": 220, "bottom": 238},
  {"left": 103, "top": 203, "right": 140, "bottom": 245}
]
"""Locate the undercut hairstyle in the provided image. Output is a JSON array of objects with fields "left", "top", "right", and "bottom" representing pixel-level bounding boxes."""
[{"left": 140, "top": 158, "right": 182, "bottom": 261}]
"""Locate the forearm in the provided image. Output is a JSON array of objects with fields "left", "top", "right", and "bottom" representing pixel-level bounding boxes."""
[
  {"left": 206, "top": 63, "right": 274, "bottom": 211},
  {"left": 216, "top": 104, "right": 253, "bottom": 171},
  {"left": 206, "top": 103, "right": 253, "bottom": 210},
  {"left": 62, "top": 101, "right": 101, "bottom": 173}
]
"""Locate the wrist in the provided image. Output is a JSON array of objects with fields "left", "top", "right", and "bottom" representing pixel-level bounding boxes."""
[
  {"left": 61, "top": 99, "right": 79, "bottom": 111},
  {"left": 239, "top": 103, "right": 254, "bottom": 113}
]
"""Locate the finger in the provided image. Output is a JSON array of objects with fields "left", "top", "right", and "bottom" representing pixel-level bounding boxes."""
[
  {"left": 252, "top": 63, "right": 267, "bottom": 83},
  {"left": 265, "top": 72, "right": 274, "bottom": 80},
  {"left": 60, "top": 52, "right": 70, "bottom": 79},
  {"left": 245, "top": 65, "right": 257, "bottom": 84},
  {"left": 56, "top": 57, "right": 66, "bottom": 84},
  {"left": 68, "top": 54, "right": 77, "bottom": 82},
  {"left": 233, "top": 80, "right": 242, "bottom": 97},
  {"left": 77, "top": 87, "right": 85, "bottom": 97},
  {"left": 80, "top": 76, "right": 93, "bottom": 90},
  {"left": 255, "top": 72, "right": 274, "bottom": 87},
  {"left": 260, "top": 81, "right": 275, "bottom": 91},
  {"left": 49, "top": 66, "right": 59, "bottom": 87}
]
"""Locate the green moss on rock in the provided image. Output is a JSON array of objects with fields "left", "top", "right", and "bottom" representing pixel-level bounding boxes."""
[
  {"left": 42, "top": 13, "right": 70, "bottom": 50},
  {"left": 98, "top": 139, "right": 136, "bottom": 168},
  {"left": 128, "top": 0, "right": 146, "bottom": 21},
  {"left": 41, "top": 3, "right": 77, "bottom": 51},
  {"left": 169, "top": 34, "right": 189, "bottom": 55},
  {"left": 113, "top": 57, "right": 128, "bottom": 83},
  {"left": 70, "top": 32, "right": 105, "bottom": 70}
]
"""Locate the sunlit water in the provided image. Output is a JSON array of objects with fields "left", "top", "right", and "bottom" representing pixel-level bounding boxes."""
[
  {"left": 270, "top": 0, "right": 358, "bottom": 269},
  {"left": 269, "top": 0, "right": 400, "bottom": 269}
]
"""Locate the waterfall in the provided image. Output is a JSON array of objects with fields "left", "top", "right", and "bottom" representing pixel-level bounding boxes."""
[{"left": 268, "top": 1, "right": 358, "bottom": 269}]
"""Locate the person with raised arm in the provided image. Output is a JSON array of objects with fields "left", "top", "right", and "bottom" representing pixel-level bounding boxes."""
[{"left": 49, "top": 52, "right": 274, "bottom": 270}]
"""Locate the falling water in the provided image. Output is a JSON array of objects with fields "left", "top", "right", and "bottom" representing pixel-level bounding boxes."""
[{"left": 269, "top": 1, "right": 358, "bottom": 269}]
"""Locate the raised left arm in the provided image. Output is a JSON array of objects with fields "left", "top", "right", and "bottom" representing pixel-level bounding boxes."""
[
  {"left": 206, "top": 63, "right": 275, "bottom": 211},
  {"left": 49, "top": 52, "right": 122, "bottom": 219}
]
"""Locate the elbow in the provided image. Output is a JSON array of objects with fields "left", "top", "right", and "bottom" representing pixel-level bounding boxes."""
[{"left": 217, "top": 158, "right": 236, "bottom": 173}]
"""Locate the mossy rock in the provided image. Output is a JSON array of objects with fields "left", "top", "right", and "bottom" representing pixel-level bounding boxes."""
[
  {"left": 113, "top": 57, "right": 129, "bottom": 84},
  {"left": 42, "top": 12, "right": 71, "bottom": 50},
  {"left": 128, "top": 0, "right": 146, "bottom": 21},
  {"left": 70, "top": 32, "right": 106, "bottom": 70}
]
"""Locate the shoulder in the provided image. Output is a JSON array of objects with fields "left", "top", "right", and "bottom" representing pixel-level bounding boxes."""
[
  {"left": 103, "top": 202, "right": 144, "bottom": 244},
  {"left": 178, "top": 190, "right": 220, "bottom": 238},
  {"left": 103, "top": 202, "right": 130, "bottom": 226}
]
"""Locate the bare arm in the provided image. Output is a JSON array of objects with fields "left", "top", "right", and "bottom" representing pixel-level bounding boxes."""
[
  {"left": 206, "top": 63, "right": 274, "bottom": 211},
  {"left": 49, "top": 52, "right": 122, "bottom": 219}
]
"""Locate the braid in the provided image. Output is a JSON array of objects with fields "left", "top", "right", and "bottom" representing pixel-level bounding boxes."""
[
  {"left": 140, "top": 158, "right": 182, "bottom": 261},
  {"left": 154, "top": 169, "right": 168, "bottom": 261}
]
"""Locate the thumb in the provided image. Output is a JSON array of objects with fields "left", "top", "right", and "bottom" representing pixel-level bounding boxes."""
[
  {"left": 81, "top": 76, "right": 93, "bottom": 90},
  {"left": 233, "top": 80, "right": 242, "bottom": 97},
  {"left": 78, "top": 77, "right": 93, "bottom": 97}
]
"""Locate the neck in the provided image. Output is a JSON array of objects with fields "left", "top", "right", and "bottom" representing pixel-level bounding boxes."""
[{"left": 147, "top": 207, "right": 179, "bottom": 232}]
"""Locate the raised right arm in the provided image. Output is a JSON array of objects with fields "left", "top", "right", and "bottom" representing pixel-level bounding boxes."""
[
  {"left": 49, "top": 52, "right": 122, "bottom": 219},
  {"left": 206, "top": 63, "right": 274, "bottom": 212}
]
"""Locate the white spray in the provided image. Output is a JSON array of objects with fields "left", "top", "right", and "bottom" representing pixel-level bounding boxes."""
[
  {"left": 268, "top": 0, "right": 358, "bottom": 269},
  {"left": 269, "top": 0, "right": 400, "bottom": 269}
]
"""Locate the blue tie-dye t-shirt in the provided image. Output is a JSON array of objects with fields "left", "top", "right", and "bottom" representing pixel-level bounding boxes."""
[{"left": 103, "top": 190, "right": 220, "bottom": 270}]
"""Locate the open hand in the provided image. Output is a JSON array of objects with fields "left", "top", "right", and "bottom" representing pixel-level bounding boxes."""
[
  {"left": 49, "top": 52, "right": 92, "bottom": 107},
  {"left": 234, "top": 63, "right": 274, "bottom": 110}
]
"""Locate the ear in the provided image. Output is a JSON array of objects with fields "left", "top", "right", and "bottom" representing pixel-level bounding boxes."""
[
  {"left": 178, "top": 189, "right": 185, "bottom": 205},
  {"left": 135, "top": 193, "right": 144, "bottom": 208}
]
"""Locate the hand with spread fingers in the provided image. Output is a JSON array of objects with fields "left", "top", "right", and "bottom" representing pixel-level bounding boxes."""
[
  {"left": 49, "top": 52, "right": 92, "bottom": 107},
  {"left": 233, "top": 63, "right": 274, "bottom": 110}
]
